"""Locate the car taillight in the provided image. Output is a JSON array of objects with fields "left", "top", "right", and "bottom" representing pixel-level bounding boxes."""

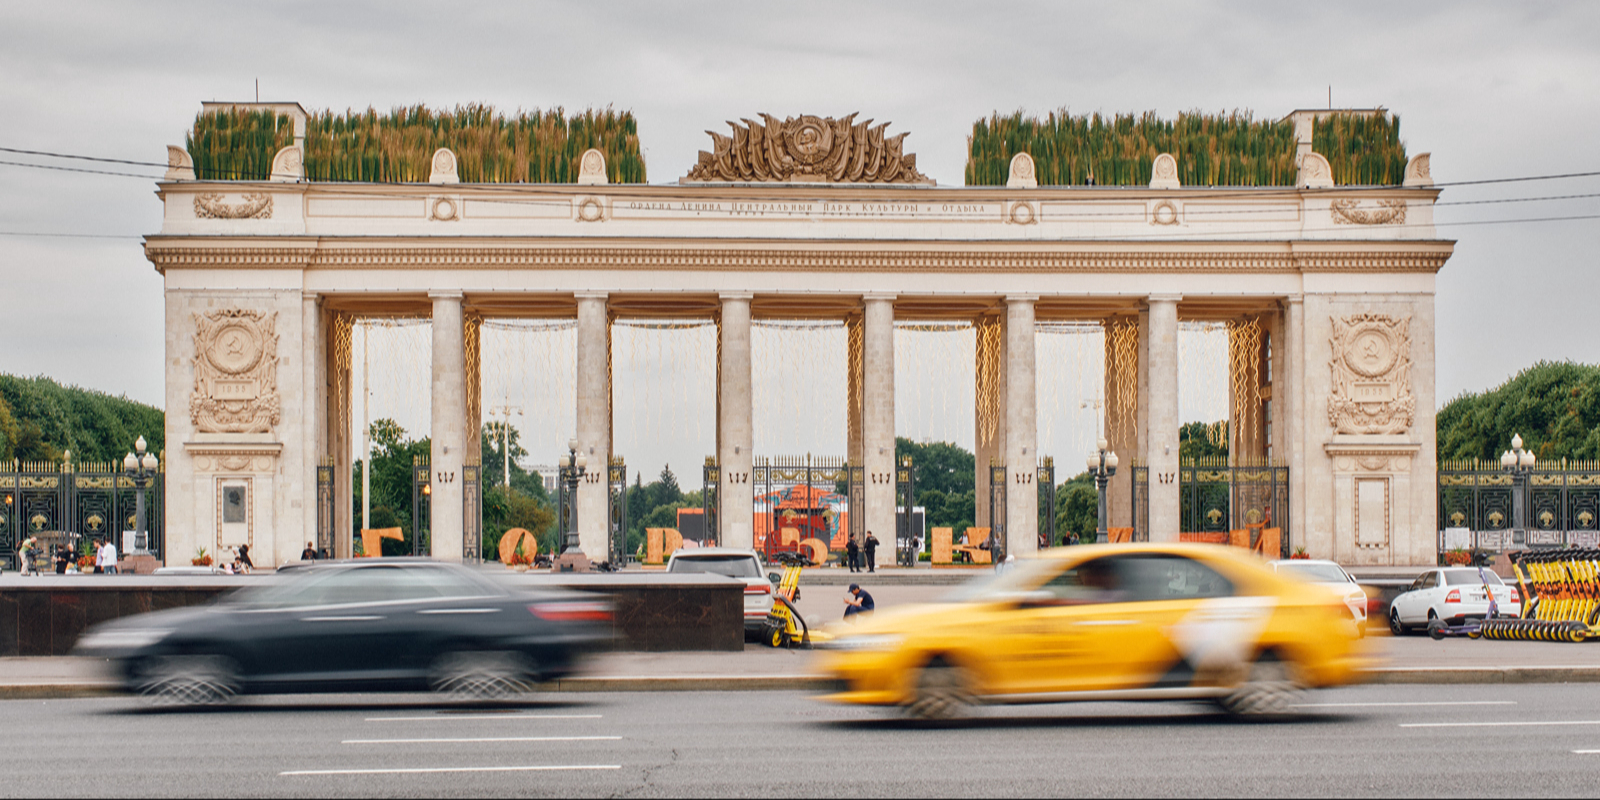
[
  {"left": 1510, "top": 588, "right": 1521, "bottom": 603},
  {"left": 745, "top": 584, "right": 771, "bottom": 595},
  {"left": 1445, "top": 589, "right": 1461, "bottom": 603},
  {"left": 528, "top": 601, "right": 611, "bottom": 622}
]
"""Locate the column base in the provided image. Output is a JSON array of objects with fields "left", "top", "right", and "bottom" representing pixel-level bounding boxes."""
[{"left": 555, "top": 553, "right": 593, "bottom": 573}]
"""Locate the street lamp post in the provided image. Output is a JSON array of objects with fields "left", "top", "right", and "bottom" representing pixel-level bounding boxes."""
[
  {"left": 1086, "top": 436, "right": 1119, "bottom": 544},
  {"left": 557, "top": 439, "right": 590, "bottom": 572},
  {"left": 1501, "top": 433, "right": 1537, "bottom": 537},
  {"left": 121, "top": 436, "right": 160, "bottom": 555}
]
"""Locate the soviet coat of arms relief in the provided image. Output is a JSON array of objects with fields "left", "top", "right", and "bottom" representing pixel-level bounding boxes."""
[
  {"left": 1327, "top": 313, "right": 1415, "bottom": 436},
  {"left": 190, "top": 309, "right": 281, "bottom": 434}
]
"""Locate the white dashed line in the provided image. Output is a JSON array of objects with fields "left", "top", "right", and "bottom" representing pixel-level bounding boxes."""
[
  {"left": 343, "top": 736, "right": 622, "bottom": 744},
  {"left": 363, "top": 714, "right": 603, "bottom": 722},
  {"left": 1295, "top": 701, "right": 1516, "bottom": 708},
  {"left": 282, "top": 765, "right": 621, "bottom": 776},
  {"left": 1402, "top": 720, "right": 1600, "bottom": 728}
]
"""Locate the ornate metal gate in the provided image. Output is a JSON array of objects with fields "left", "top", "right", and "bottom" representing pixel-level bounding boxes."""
[
  {"left": 462, "top": 457, "right": 481, "bottom": 562},
  {"left": 988, "top": 460, "right": 1006, "bottom": 561},
  {"left": 702, "top": 456, "right": 719, "bottom": 548},
  {"left": 0, "top": 459, "right": 165, "bottom": 570},
  {"left": 1131, "top": 463, "right": 1150, "bottom": 542},
  {"left": 1037, "top": 457, "right": 1056, "bottom": 548},
  {"left": 895, "top": 456, "right": 916, "bottom": 567},
  {"left": 1438, "top": 460, "right": 1600, "bottom": 551},
  {"left": 411, "top": 453, "right": 431, "bottom": 556},
  {"left": 316, "top": 457, "right": 334, "bottom": 557},
  {"left": 1179, "top": 457, "right": 1290, "bottom": 557},
  {"left": 752, "top": 455, "right": 850, "bottom": 561},
  {"left": 609, "top": 456, "right": 628, "bottom": 565}
]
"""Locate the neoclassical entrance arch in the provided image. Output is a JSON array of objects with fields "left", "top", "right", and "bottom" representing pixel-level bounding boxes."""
[{"left": 146, "top": 105, "right": 1450, "bottom": 567}]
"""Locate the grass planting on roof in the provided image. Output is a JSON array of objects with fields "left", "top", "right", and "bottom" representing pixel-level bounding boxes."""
[
  {"left": 186, "top": 104, "right": 645, "bottom": 183},
  {"left": 1312, "top": 111, "right": 1408, "bottom": 186},
  {"left": 966, "top": 109, "right": 1407, "bottom": 187},
  {"left": 186, "top": 109, "right": 294, "bottom": 181}
]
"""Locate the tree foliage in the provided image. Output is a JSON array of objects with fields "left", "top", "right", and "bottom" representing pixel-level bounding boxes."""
[
  {"left": 1437, "top": 361, "right": 1600, "bottom": 463},
  {"left": 0, "top": 374, "right": 163, "bottom": 464}
]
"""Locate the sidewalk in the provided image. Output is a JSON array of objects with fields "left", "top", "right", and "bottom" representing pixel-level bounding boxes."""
[{"left": 5, "top": 634, "right": 1598, "bottom": 699}]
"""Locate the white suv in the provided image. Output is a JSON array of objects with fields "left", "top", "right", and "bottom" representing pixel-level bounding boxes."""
[{"left": 665, "top": 548, "right": 774, "bottom": 635}]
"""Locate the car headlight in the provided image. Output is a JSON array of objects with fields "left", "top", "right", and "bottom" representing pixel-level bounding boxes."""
[
  {"left": 818, "top": 634, "right": 904, "bottom": 652},
  {"left": 77, "top": 628, "right": 172, "bottom": 651}
]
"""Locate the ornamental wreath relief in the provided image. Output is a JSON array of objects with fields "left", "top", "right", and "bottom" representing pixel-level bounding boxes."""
[
  {"left": 1328, "top": 313, "right": 1415, "bottom": 435},
  {"left": 190, "top": 309, "right": 281, "bottom": 433}
]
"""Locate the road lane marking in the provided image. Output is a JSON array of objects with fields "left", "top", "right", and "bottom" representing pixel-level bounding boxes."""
[
  {"left": 1402, "top": 720, "right": 1600, "bottom": 728},
  {"left": 1573, "top": 750, "right": 1600, "bottom": 753},
  {"left": 364, "top": 714, "right": 602, "bottom": 722},
  {"left": 1295, "top": 701, "right": 1516, "bottom": 708},
  {"left": 343, "top": 736, "right": 622, "bottom": 744},
  {"left": 282, "top": 765, "right": 620, "bottom": 776}
]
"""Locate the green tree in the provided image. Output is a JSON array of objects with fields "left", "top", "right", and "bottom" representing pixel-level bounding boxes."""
[
  {"left": 895, "top": 437, "right": 976, "bottom": 497},
  {"left": 1437, "top": 361, "right": 1600, "bottom": 462},
  {"left": 1179, "top": 420, "right": 1229, "bottom": 462},
  {"left": 0, "top": 374, "right": 163, "bottom": 463},
  {"left": 1054, "top": 471, "right": 1099, "bottom": 544},
  {"left": 0, "top": 394, "right": 18, "bottom": 461}
]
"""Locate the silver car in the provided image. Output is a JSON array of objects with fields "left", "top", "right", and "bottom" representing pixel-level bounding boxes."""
[
  {"left": 665, "top": 547, "right": 774, "bottom": 635},
  {"left": 1388, "top": 567, "right": 1521, "bottom": 634}
]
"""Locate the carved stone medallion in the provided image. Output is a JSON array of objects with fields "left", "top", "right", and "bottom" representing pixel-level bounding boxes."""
[
  {"left": 683, "top": 113, "right": 932, "bottom": 184},
  {"left": 190, "top": 309, "right": 281, "bottom": 434},
  {"left": 194, "top": 193, "right": 272, "bottom": 219},
  {"left": 1328, "top": 313, "right": 1414, "bottom": 435},
  {"left": 1331, "top": 198, "right": 1406, "bottom": 225}
]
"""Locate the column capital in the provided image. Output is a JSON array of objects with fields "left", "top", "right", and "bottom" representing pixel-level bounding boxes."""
[
  {"left": 301, "top": 290, "right": 320, "bottom": 303},
  {"left": 428, "top": 291, "right": 464, "bottom": 301},
  {"left": 718, "top": 292, "right": 754, "bottom": 301},
  {"left": 1005, "top": 294, "right": 1039, "bottom": 304},
  {"left": 1285, "top": 294, "right": 1305, "bottom": 305},
  {"left": 862, "top": 293, "right": 897, "bottom": 303},
  {"left": 1147, "top": 293, "right": 1182, "bottom": 304},
  {"left": 573, "top": 291, "right": 608, "bottom": 301}
]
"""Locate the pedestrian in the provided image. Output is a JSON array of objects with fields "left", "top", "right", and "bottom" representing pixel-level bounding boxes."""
[
  {"left": 864, "top": 531, "right": 879, "bottom": 573},
  {"left": 92, "top": 539, "right": 104, "bottom": 574},
  {"left": 236, "top": 544, "right": 254, "bottom": 573},
  {"left": 99, "top": 538, "right": 119, "bottom": 575},
  {"left": 845, "top": 536, "right": 860, "bottom": 572},
  {"left": 843, "top": 583, "right": 875, "bottom": 622},
  {"left": 300, "top": 541, "right": 318, "bottom": 561},
  {"left": 17, "top": 537, "right": 37, "bottom": 576},
  {"left": 1065, "top": 532, "right": 1080, "bottom": 546},
  {"left": 53, "top": 545, "right": 70, "bottom": 574}
]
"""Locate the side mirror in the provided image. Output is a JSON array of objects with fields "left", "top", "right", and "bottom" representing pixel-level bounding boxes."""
[{"left": 768, "top": 572, "right": 781, "bottom": 584}]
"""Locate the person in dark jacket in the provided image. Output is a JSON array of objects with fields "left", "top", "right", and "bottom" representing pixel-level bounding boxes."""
[
  {"left": 864, "top": 531, "right": 879, "bottom": 573},
  {"left": 845, "top": 536, "right": 861, "bottom": 572},
  {"left": 843, "top": 583, "right": 875, "bottom": 621}
]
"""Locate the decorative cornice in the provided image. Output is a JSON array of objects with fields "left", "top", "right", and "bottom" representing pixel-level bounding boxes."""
[{"left": 144, "top": 244, "right": 1451, "bottom": 275}]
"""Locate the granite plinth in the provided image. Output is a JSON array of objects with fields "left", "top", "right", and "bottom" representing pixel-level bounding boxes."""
[{"left": 0, "top": 571, "right": 744, "bottom": 655}]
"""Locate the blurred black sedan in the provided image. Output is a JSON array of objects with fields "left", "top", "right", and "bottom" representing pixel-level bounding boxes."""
[{"left": 74, "top": 558, "right": 611, "bottom": 704}]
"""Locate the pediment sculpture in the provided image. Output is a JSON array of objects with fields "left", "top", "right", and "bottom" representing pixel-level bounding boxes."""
[
  {"left": 683, "top": 113, "right": 932, "bottom": 184},
  {"left": 190, "top": 308, "right": 281, "bottom": 434},
  {"left": 1327, "top": 313, "right": 1414, "bottom": 435}
]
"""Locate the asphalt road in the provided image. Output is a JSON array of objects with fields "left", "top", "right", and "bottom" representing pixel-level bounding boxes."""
[{"left": 5, "top": 684, "right": 1600, "bottom": 797}]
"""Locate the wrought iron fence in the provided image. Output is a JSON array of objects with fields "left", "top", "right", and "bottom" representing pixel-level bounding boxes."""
[
  {"left": 608, "top": 457, "right": 628, "bottom": 565},
  {"left": 752, "top": 454, "right": 852, "bottom": 561},
  {"left": 1131, "top": 458, "right": 1290, "bottom": 557},
  {"left": 0, "top": 459, "right": 164, "bottom": 570},
  {"left": 1438, "top": 459, "right": 1600, "bottom": 551}
]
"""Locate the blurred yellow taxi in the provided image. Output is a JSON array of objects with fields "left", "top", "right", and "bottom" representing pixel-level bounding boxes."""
[{"left": 814, "top": 543, "right": 1375, "bottom": 719}]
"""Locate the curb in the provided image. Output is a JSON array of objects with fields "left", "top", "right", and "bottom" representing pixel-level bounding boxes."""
[{"left": 8, "top": 667, "right": 1600, "bottom": 700}]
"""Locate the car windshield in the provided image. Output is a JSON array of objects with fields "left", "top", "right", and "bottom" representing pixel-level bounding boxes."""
[
  {"left": 667, "top": 555, "right": 759, "bottom": 578},
  {"left": 1444, "top": 568, "right": 1504, "bottom": 586},
  {"left": 1277, "top": 563, "right": 1350, "bottom": 583}
]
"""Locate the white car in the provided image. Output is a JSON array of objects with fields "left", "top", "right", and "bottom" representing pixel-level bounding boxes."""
[
  {"left": 665, "top": 547, "right": 774, "bottom": 635},
  {"left": 1388, "top": 567, "right": 1522, "bottom": 634},
  {"left": 1269, "top": 559, "right": 1368, "bottom": 635}
]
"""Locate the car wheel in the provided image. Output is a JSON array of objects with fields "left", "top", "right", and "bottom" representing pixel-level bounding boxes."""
[
  {"left": 1388, "top": 609, "right": 1407, "bottom": 636},
  {"left": 905, "top": 659, "right": 975, "bottom": 722},
  {"left": 1218, "top": 656, "right": 1303, "bottom": 718},
  {"left": 136, "top": 654, "right": 241, "bottom": 706},
  {"left": 429, "top": 651, "right": 533, "bottom": 699}
]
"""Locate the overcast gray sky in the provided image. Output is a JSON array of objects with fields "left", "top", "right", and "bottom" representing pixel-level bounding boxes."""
[{"left": 3, "top": 1, "right": 1598, "bottom": 481}]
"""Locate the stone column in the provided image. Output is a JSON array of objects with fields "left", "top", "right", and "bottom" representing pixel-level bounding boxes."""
[
  {"left": 575, "top": 293, "right": 611, "bottom": 562},
  {"left": 1285, "top": 295, "right": 1309, "bottom": 555},
  {"left": 862, "top": 295, "right": 897, "bottom": 554},
  {"left": 1146, "top": 295, "right": 1181, "bottom": 542},
  {"left": 1005, "top": 296, "right": 1039, "bottom": 558},
  {"left": 301, "top": 292, "right": 324, "bottom": 558},
  {"left": 718, "top": 294, "right": 755, "bottom": 550},
  {"left": 429, "top": 292, "right": 466, "bottom": 562}
]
